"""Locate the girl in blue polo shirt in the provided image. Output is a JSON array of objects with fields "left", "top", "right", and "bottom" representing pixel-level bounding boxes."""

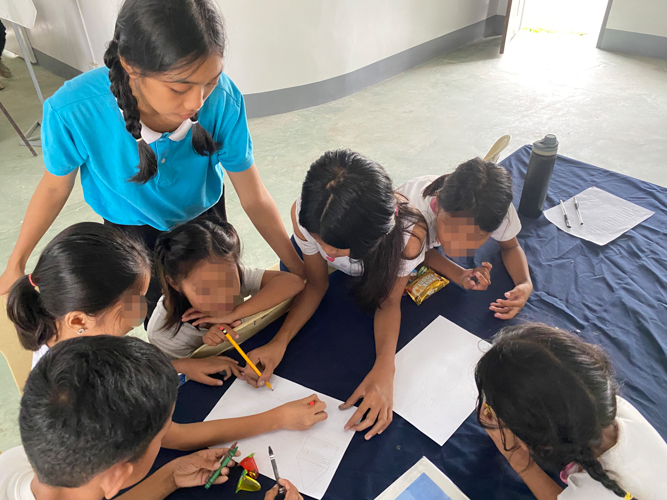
[{"left": 0, "top": 0, "right": 304, "bottom": 314}]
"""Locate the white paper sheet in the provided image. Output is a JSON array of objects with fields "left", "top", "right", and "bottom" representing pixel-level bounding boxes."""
[
  {"left": 375, "top": 457, "right": 470, "bottom": 500},
  {"left": 543, "top": 187, "right": 654, "bottom": 246},
  {"left": 204, "top": 375, "right": 356, "bottom": 499},
  {"left": 393, "top": 316, "right": 490, "bottom": 446}
]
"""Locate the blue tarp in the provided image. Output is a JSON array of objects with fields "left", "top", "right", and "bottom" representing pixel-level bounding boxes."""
[{"left": 152, "top": 146, "right": 667, "bottom": 500}]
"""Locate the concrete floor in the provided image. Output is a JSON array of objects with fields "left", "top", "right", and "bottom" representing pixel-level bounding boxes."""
[{"left": 0, "top": 31, "right": 666, "bottom": 450}]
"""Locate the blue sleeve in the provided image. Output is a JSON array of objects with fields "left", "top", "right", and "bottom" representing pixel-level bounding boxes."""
[
  {"left": 214, "top": 77, "right": 254, "bottom": 173},
  {"left": 41, "top": 100, "right": 87, "bottom": 176}
]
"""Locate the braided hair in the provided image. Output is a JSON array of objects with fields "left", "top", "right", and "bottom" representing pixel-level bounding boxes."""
[
  {"left": 103, "top": 0, "right": 225, "bottom": 184},
  {"left": 475, "top": 324, "right": 636, "bottom": 499}
]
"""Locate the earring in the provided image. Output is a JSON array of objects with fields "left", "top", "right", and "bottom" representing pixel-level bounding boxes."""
[
  {"left": 483, "top": 403, "right": 493, "bottom": 418},
  {"left": 77, "top": 328, "right": 85, "bottom": 335}
]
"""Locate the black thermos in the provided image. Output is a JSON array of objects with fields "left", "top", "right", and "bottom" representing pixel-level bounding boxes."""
[{"left": 518, "top": 134, "right": 559, "bottom": 218}]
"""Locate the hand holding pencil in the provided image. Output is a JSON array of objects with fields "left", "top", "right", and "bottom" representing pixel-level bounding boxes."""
[{"left": 222, "top": 327, "right": 274, "bottom": 390}]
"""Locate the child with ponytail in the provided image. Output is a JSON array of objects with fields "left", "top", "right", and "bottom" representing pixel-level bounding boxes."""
[
  {"left": 7, "top": 222, "right": 328, "bottom": 453},
  {"left": 397, "top": 158, "right": 532, "bottom": 319},
  {"left": 475, "top": 324, "right": 667, "bottom": 500},
  {"left": 243, "top": 149, "right": 428, "bottom": 440},
  {"left": 0, "top": 0, "right": 303, "bottom": 321}
]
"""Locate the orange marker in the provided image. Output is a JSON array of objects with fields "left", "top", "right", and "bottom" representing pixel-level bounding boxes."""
[{"left": 221, "top": 328, "right": 274, "bottom": 391}]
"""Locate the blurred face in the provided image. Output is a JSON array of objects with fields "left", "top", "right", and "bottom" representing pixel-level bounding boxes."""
[
  {"left": 435, "top": 209, "right": 490, "bottom": 258},
  {"left": 123, "top": 408, "right": 174, "bottom": 488},
  {"left": 177, "top": 258, "right": 241, "bottom": 314},
  {"left": 100, "top": 271, "right": 151, "bottom": 336},
  {"left": 311, "top": 234, "right": 351, "bottom": 260},
  {"left": 124, "top": 55, "right": 223, "bottom": 129}
]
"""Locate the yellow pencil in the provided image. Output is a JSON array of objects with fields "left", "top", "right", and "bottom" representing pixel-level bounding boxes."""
[{"left": 222, "top": 328, "right": 274, "bottom": 391}]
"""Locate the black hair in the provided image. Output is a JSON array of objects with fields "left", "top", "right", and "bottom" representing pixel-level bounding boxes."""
[
  {"left": 299, "top": 149, "right": 425, "bottom": 311},
  {"left": 20, "top": 335, "right": 178, "bottom": 488},
  {"left": 155, "top": 218, "right": 243, "bottom": 331},
  {"left": 103, "top": 0, "right": 225, "bottom": 184},
  {"left": 7, "top": 222, "right": 150, "bottom": 351},
  {"left": 423, "top": 157, "right": 513, "bottom": 233},
  {"left": 475, "top": 324, "right": 634, "bottom": 499}
]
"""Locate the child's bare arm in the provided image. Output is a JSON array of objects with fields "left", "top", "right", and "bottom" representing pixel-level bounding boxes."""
[
  {"left": 490, "top": 237, "right": 533, "bottom": 320},
  {"left": 227, "top": 270, "right": 304, "bottom": 323},
  {"left": 0, "top": 170, "right": 77, "bottom": 294},
  {"left": 162, "top": 395, "right": 327, "bottom": 451}
]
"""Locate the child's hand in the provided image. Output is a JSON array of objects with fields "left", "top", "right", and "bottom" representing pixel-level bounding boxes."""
[
  {"left": 202, "top": 325, "right": 239, "bottom": 346},
  {"left": 265, "top": 479, "right": 303, "bottom": 500},
  {"left": 340, "top": 364, "right": 394, "bottom": 440},
  {"left": 182, "top": 307, "right": 242, "bottom": 328},
  {"left": 244, "top": 341, "right": 287, "bottom": 388},
  {"left": 172, "top": 356, "right": 242, "bottom": 386},
  {"left": 274, "top": 395, "right": 328, "bottom": 431},
  {"left": 167, "top": 448, "right": 239, "bottom": 488},
  {"left": 490, "top": 282, "right": 533, "bottom": 320},
  {"left": 460, "top": 262, "right": 492, "bottom": 290}
]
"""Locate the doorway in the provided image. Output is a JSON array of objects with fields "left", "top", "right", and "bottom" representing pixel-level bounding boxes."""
[{"left": 501, "top": 0, "right": 611, "bottom": 54}]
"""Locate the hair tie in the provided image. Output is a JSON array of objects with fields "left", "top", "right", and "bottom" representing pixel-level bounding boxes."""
[
  {"left": 624, "top": 494, "right": 633, "bottom": 500},
  {"left": 28, "top": 274, "right": 40, "bottom": 293},
  {"left": 136, "top": 137, "right": 144, "bottom": 143}
]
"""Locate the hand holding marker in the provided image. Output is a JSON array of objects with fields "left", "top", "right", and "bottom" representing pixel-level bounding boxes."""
[
  {"left": 204, "top": 442, "right": 238, "bottom": 489},
  {"left": 269, "top": 446, "right": 287, "bottom": 498}
]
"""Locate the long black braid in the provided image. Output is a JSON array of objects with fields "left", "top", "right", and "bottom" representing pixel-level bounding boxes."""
[
  {"left": 104, "top": 38, "right": 157, "bottom": 183},
  {"left": 475, "top": 324, "right": 637, "bottom": 499},
  {"left": 577, "top": 447, "right": 631, "bottom": 498}
]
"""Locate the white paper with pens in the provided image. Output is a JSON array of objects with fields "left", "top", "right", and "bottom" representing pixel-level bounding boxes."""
[
  {"left": 544, "top": 187, "right": 654, "bottom": 246},
  {"left": 204, "top": 375, "right": 356, "bottom": 499},
  {"left": 393, "top": 316, "right": 490, "bottom": 446}
]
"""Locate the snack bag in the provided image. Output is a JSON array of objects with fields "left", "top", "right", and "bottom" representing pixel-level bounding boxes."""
[{"left": 405, "top": 266, "right": 449, "bottom": 305}]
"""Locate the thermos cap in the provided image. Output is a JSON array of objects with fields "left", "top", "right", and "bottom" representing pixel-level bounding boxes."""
[{"left": 532, "top": 134, "right": 559, "bottom": 156}]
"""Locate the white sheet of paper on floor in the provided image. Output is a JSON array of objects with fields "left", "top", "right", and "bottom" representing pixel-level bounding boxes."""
[
  {"left": 393, "top": 316, "right": 490, "bottom": 446},
  {"left": 543, "top": 187, "right": 654, "bottom": 246},
  {"left": 204, "top": 375, "right": 356, "bottom": 499},
  {"left": 375, "top": 457, "right": 470, "bottom": 500}
]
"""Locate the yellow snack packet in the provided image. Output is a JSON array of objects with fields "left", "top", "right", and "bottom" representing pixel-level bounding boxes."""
[{"left": 405, "top": 266, "right": 449, "bottom": 305}]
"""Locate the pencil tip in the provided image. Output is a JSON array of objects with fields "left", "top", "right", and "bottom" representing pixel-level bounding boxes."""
[{"left": 269, "top": 446, "right": 273, "bottom": 454}]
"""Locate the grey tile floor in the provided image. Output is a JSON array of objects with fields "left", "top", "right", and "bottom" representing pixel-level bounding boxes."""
[{"left": 0, "top": 31, "right": 666, "bottom": 450}]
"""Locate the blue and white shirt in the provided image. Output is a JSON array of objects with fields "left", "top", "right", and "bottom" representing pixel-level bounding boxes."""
[{"left": 42, "top": 67, "right": 254, "bottom": 230}]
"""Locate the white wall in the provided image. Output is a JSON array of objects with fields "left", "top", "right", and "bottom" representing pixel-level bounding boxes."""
[
  {"left": 5, "top": 0, "right": 120, "bottom": 72},
  {"left": 9, "top": 0, "right": 496, "bottom": 94},
  {"left": 605, "top": 0, "right": 667, "bottom": 37},
  {"left": 223, "top": 0, "right": 494, "bottom": 93}
]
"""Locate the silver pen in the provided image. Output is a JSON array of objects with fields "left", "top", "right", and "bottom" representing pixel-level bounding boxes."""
[
  {"left": 268, "top": 446, "right": 286, "bottom": 497},
  {"left": 559, "top": 199, "right": 571, "bottom": 228},
  {"left": 573, "top": 196, "right": 584, "bottom": 225}
]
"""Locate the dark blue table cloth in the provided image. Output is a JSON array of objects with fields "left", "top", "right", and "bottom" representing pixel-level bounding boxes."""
[{"left": 152, "top": 145, "right": 667, "bottom": 500}]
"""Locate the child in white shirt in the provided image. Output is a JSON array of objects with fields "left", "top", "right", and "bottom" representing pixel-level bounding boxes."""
[
  {"left": 397, "top": 158, "right": 532, "bottom": 319},
  {"left": 148, "top": 218, "right": 304, "bottom": 359},
  {"left": 475, "top": 324, "right": 667, "bottom": 500},
  {"left": 0, "top": 336, "right": 234, "bottom": 500}
]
